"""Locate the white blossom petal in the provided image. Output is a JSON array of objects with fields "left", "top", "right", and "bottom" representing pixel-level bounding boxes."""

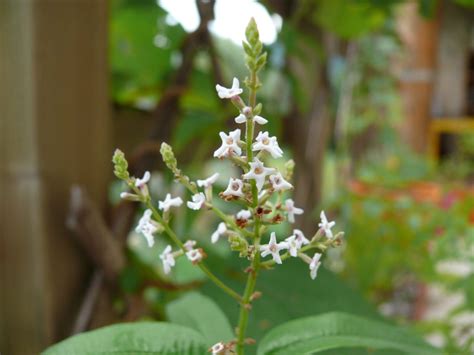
[
  {"left": 269, "top": 173, "right": 293, "bottom": 191},
  {"left": 158, "top": 193, "right": 183, "bottom": 212},
  {"left": 197, "top": 173, "right": 220, "bottom": 187},
  {"left": 215, "top": 77, "right": 243, "bottom": 99},
  {"left": 187, "top": 192, "right": 206, "bottom": 210},
  {"left": 211, "top": 222, "right": 227, "bottom": 243},
  {"left": 242, "top": 158, "right": 276, "bottom": 191},
  {"left": 318, "top": 210, "right": 335, "bottom": 238},
  {"left": 160, "top": 245, "right": 175, "bottom": 274},
  {"left": 222, "top": 178, "right": 244, "bottom": 197},
  {"left": 213, "top": 129, "right": 242, "bottom": 158},
  {"left": 285, "top": 199, "right": 304, "bottom": 223},
  {"left": 252, "top": 131, "right": 283, "bottom": 159},
  {"left": 260, "top": 232, "right": 288, "bottom": 264},
  {"left": 310, "top": 253, "right": 322, "bottom": 279}
]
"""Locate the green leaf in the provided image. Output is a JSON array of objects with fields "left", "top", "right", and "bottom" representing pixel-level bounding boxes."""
[
  {"left": 257, "top": 312, "right": 440, "bottom": 355},
  {"left": 42, "top": 322, "right": 207, "bottom": 355},
  {"left": 202, "top": 259, "right": 380, "bottom": 355},
  {"left": 166, "top": 292, "right": 234, "bottom": 346}
]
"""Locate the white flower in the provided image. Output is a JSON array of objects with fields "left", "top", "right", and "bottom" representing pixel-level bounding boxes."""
[
  {"left": 309, "top": 253, "right": 322, "bottom": 279},
  {"left": 269, "top": 172, "right": 292, "bottom": 191},
  {"left": 186, "top": 248, "right": 203, "bottom": 263},
  {"left": 213, "top": 129, "right": 242, "bottom": 158},
  {"left": 293, "top": 229, "right": 310, "bottom": 245},
  {"left": 211, "top": 222, "right": 227, "bottom": 243},
  {"left": 120, "top": 192, "right": 140, "bottom": 201},
  {"left": 285, "top": 229, "right": 310, "bottom": 257},
  {"left": 222, "top": 178, "right": 244, "bottom": 198},
  {"left": 236, "top": 209, "right": 252, "bottom": 220},
  {"left": 159, "top": 245, "right": 175, "bottom": 274},
  {"left": 158, "top": 193, "right": 183, "bottom": 212},
  {"left": 209, "top": 342, "right": 226, "bottom": 354},
  {"left": 135, "top": 171, "right": 151, "bottom": 188},
  {"left": 187, "top": 192, "right": 206, "bottom": 210},
  {"left": 318, "top": 210, "right": 335, "bottom": 239},
  {"left": 135, "top": 209, "right": 158, "bottom": 247},
  {"left": 215, "top": 77, "right": 243, "bottom": 99},
  {"left": 285, "top": 199, "right": 304, "bottom": 223},
  {"left": 183, "top": 239, "right": 197, "bottom": 251},
  {"left": 235, "top": 113, "right": 268, "bottom": 125},
  {"left": 260, "top": 232, "right": 288, "bottom": 264},
  {"left": 197, "top": 173, "right": 219, "bottom": 188},
  {"left": 242, "top": 158, "right": 276, "bottom": 191},
  {"left": 252, "top": 131, "right": 283, "bottom": 158}
]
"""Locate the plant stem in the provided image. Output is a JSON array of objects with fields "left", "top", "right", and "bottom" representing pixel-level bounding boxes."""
[
  {"left": 236, "top": 69, "right": 260, "bottom": 355},
  {"left": 147, "top": 203, "right": 243, "bottom": 302}
]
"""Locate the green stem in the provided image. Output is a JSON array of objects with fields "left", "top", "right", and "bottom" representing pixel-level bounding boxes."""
[
  {"left": 147, "top": 203, "right": 243, "bottom": 302},
  {"left": 236, "top": 69, "right": 260, "bottom": 355}
]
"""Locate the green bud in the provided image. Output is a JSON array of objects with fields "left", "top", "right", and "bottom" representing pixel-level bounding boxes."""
[
  {"left": 112, "top": 149, "right": 130, "bottom": 181},
  {"left": 242, "top": 41, "right": 253, "bottom": 56},
  {"left": 229, "top": 234, "right": 249, "bottom": 257},
  {"left": 253, "top": 103, "right": 262, "bottom": 115},
  {"left": 245, "top": 17, "right": 259, "bottom": 47},
  {"left": 253, "top": 41, "right": 263, "bottom": 56},
  {"left": 160, "top": 142, "right": 178, "bottom": 173},
  {"left": 255, "top": 52, "right": 267, "bottom": 71}
]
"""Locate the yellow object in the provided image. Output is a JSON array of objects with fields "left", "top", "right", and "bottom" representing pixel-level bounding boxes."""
[{"left": 428, "top": 118, "right": 474, "bottom": 160}]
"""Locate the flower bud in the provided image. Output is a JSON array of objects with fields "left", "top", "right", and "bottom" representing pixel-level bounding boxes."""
[
  {"left": 229, "top": 234, "right": 249, "bottom": 257},
  {"left": 160, "top": 142, "right": 178, "bottom": 173},
  {"left": 112, "top": 149, "right": 130, "bottom": 181}
]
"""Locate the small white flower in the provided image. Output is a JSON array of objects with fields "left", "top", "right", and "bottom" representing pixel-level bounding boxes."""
[
  {"left": 318, "top": 210, "right": 335, "bottom": 239},
  {"left": 158, "top": 193, "right": 183, "bottom": 212},
  {"left": 309, "top": 253, "right": 322, "bottom": 280},
  {"left": 120, "top": 192, "right": 140, "bottom": 201},
  {"left": 222, "top": 178, "right": 244, "bottom": 198},
  {"left": 242, "top": 158, "right": 276, "bottom": 191},
  {"left": 269, "top": 172, "right": 292, "bottom": 191},
  {"left": 135, "top": 209, "right": 158, "bottom": 247},
  {"left": 209, "top": 341, "right": 226, "bottom": 354},
  {"left": 135, "top": 171, "right": 151, "bottom": 188},
  {"left": 213, "top": 129, "right": 242, "bottom": 158},
  {"left": 293, "top": 229, "right": 310, "bottom": 245},
  {"left": 252, "top": 131, "right": 283, "bottom": 158},
  {"left": 211, "top": 222, "right": 227, "bottom": 243},
  {"left": 159, "top": 245, "right": 175, "bottom": 274},
  {"left": 285, "top": 230, "right": 310, "bottom": 257},
  {"left": 197, "top": 173, "right": 220, "bottom": 188},
  {"left": 187, "top": 192, "right": 206, "bottom": 210},
  {"left": 183, "top": 239, "right": 197, "bottom": 251},
  {"left": 236, "top": 209, "right": 252, "bottom": 220},
  {"left": 260, "top": 232, "right": 288, "bottom": 264},
  {"left": 235, "top": 113, "right": 268, "bottom": 125},
  {"left": 186, "top": 248, "right": 203, "bottom": 263},
  {"left": 285, "top": 199, "right": 304, "bottom": 223},
  {"left": 215, "top": 77, "right": 243, "bottom": 99}
]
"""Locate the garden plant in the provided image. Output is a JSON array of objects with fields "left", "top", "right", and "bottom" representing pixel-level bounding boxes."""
[{"left": 43, "top": 19, "right": 440, "bottom": 355}]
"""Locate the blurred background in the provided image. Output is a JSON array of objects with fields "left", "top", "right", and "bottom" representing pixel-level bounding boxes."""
[{"left": 1, "top": 0, "right": 473, "bottom": 354}]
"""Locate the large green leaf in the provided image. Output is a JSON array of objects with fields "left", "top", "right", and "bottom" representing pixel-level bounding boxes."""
[
  {"left": 166, "top": 292, "right": 234, "bottom": 346},
  {"left": 257, "top": 312, "right": 441, "bottom": 355},
  {"left": 202, "top": 258, "right": 380, "bottom": 355},
  {"left": 42, "top": 322, "right": 207, "bottom": 355}
]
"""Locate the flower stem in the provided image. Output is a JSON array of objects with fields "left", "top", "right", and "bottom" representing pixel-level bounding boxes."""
[
  {"left": 236, "top": 69, "right": 260, "bottom": 355},
  {"left": 147, "top": 203, "right": 243, "bottom": 302}
]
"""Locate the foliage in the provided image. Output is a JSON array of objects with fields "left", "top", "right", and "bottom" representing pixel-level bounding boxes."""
[
  {"left": 257, "top": 312, "right": 440, "bottom": 355},
  {"left": 42, "top": 322, "right": 208, "bottom": 354}
]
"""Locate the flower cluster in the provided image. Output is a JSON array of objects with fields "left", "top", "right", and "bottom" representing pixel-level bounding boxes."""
[{"left": 111, "top": 18, "right": 344, "bottom": 355}]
